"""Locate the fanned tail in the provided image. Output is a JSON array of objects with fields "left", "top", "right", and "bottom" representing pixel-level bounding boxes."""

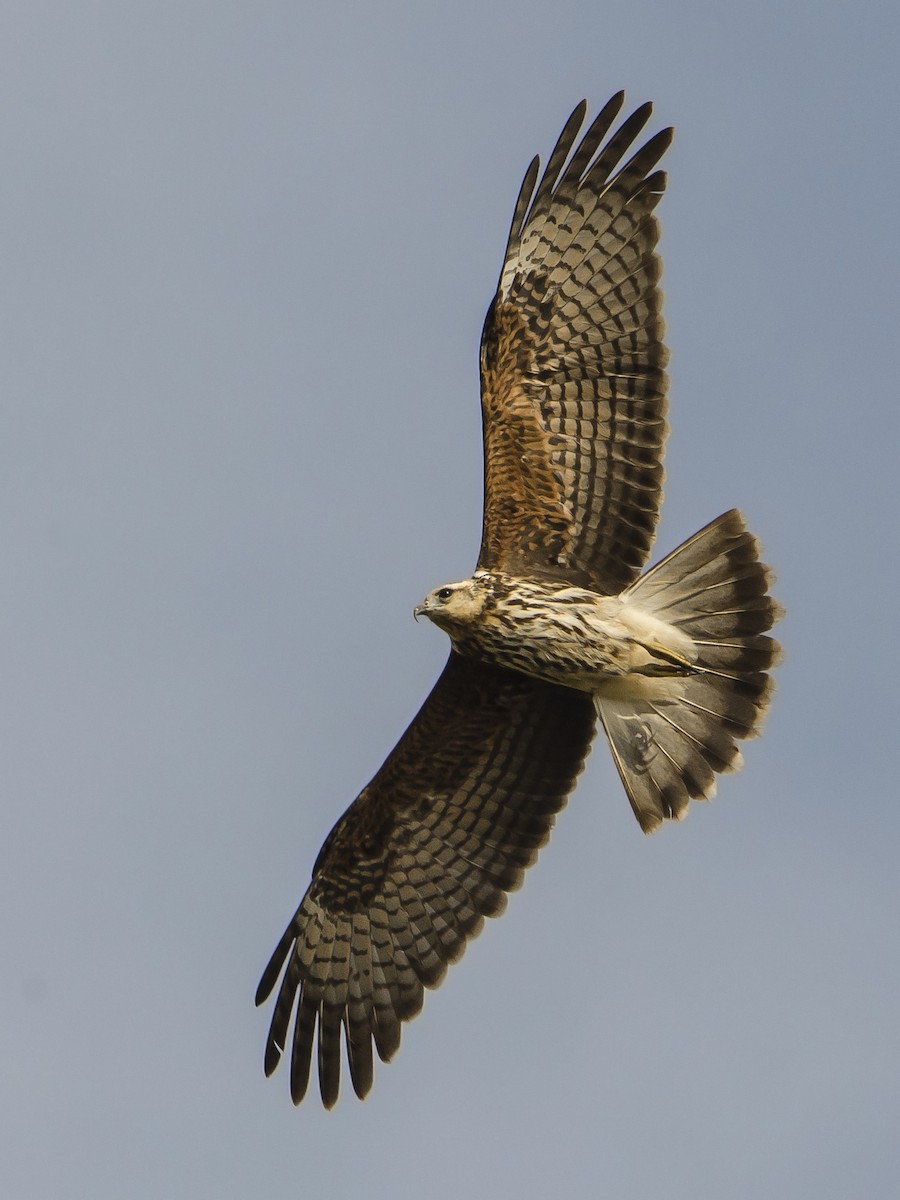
[{"left": 596, "top": 509, "right": 782, "bottom": 832}]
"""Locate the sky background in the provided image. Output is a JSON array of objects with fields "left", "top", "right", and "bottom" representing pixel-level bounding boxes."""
[{"left": 2, "top": 3, "right": 898, "bottom": 1197}]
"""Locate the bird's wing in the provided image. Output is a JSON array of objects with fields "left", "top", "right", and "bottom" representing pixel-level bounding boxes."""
[
  {"left": 256, "top": 653, "right": 595, "bottom": 1107},
  {"left": 478, "top": 93, "right": 672, "bottom": 594}
]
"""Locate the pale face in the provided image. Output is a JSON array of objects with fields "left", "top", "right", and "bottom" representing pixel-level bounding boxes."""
[{"left": 414, "top": 577, "right": 488, "bottom": 632}]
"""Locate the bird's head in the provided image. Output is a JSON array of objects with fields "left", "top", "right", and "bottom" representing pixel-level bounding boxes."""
[{"left": 414, "top": 576, "right": 490, "bottom": 633}]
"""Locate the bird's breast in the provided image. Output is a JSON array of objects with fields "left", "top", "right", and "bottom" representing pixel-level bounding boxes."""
[{"left": 451, "top": 586, "right": 635, "bottom": 689}]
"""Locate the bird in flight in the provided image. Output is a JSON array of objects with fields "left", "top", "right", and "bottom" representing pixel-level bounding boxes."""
[{"left": 256, "top": 93, "right": 781, "bottom": 1108}]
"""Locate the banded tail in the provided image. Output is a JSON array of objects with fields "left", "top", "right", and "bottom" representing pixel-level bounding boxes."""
[{"left": 596, "top": 509, "right": 782, "bottom": 832}]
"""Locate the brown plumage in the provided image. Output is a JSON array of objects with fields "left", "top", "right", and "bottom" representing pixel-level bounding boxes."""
[
  {"left": 256, "top": 94, "right": 781, "bottom": 1107},
  {"left": 479, "top": 94, "right": 670, "bottom": 592},
  {"left": 257, "top": 657, "right": 594, "bottom": 1107}
]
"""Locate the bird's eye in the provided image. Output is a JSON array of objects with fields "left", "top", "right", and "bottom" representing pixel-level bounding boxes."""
[{"left": 437, "top": 587, "right": 453, "bottom": 602}]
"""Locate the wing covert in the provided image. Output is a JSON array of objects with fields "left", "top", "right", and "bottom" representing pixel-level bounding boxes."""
[
  {"left": 478, "top": 93, "right": 673, "bottom": 593},
  {"left": 256, "top": 653, "right": 595, "bottom": 1107}
]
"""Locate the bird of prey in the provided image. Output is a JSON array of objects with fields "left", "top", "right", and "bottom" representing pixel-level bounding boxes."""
[{"left": 256, "top": 93, "right": 781, "bottom": 1108}]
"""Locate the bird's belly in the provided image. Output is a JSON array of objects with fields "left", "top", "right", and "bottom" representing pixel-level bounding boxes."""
[{"left": 453, "top": 604, "right": 634, "bottom": 691}]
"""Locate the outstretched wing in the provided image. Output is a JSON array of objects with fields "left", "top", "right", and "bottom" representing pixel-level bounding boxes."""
[
  {"left": 478, "top": 93, "right": 672, "bottom": 594},
  {"left": 256, "top": 654, "right": 595, "bottom": 1107}
]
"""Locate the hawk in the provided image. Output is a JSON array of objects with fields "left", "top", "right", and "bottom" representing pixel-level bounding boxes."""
[{"left": 256, "top": 93, "right": 781, "bottom": 1108}]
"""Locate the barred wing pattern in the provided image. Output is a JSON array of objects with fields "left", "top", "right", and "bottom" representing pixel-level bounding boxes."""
[
  {"left": 479, "top": 93, "right": 672, "bottom": 594},
  {"left": 256, "top": 654, "right": 595, "bottom": 1107}
]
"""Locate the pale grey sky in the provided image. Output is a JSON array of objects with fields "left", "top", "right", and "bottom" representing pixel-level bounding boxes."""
[{"left": 2, "top": 3, "right": 898, "bottom": 1197}]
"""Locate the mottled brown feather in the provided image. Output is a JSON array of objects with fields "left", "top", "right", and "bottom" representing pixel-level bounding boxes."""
[
  {"left": 256, "top": 653, "right": 595, "bottom": 1106},
  {"left": 478, "top": 99, "right": 673, "bottom": 593}
]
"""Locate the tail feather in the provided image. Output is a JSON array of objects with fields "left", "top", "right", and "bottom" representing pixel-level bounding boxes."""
[{"left": 597, "top": 509, "right": 781, "bottom": 832}]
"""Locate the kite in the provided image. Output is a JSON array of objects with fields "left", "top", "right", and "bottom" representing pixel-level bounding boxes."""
[{"left": 255, "top": 93, "right": 781, "bottom": 1108}]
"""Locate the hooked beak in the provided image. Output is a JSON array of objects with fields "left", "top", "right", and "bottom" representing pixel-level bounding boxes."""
[{"left": 413, "top": 604, "right": 426, "bottom": 622}]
